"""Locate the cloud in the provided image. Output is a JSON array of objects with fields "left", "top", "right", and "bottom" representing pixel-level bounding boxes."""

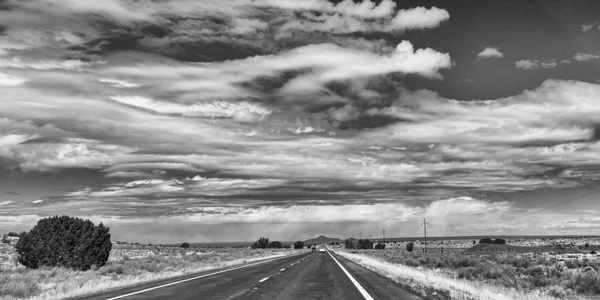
[
  {"left": 103, "top": 40, "right": 451, "bottom": 99},
  {"left": 99, "top": 78, "right": 140, "bottom": 88},
  {"left": 477, "top": 47, "right": 503, "bottom": 59},
  {"left": 0, "top": 72, "right": 27, "bottom": 86},
  {"left": 389, "top": 6, "right": 450, "bottom": 31},
  {"left": 110, "top": 96, "right": 273, "bottom": 122},
  {"left": 256, "top": 0, "right": 397, "bottom": 18},
  {"left": 581, "top": 24, "right": 594, "bottom": 32},
  {"left": 515, "top": 59, "right": 557, "bottom": 69},
  {"left": 277, "top": 6, "right": 449, "bottom": 34},
  {"left": 0, "top": 57, "right": 94, "bottom": 70},
  {"left": 6, "top": 0, "right": 600, "bottom": 239},
  {"left": 573, "top": 53, "right": 600, "bottom": 62}
]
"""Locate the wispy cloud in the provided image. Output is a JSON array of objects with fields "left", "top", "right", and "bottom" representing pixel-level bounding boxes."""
[{"left": 4, "top": 0, "right": 600, "bottom": 240}]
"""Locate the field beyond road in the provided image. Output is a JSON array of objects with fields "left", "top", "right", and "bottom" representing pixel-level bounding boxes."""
[
  {"left": 336, "top": 245, "right": 600, "bottom": 300},
  {"left": 0, "top": 241, "right": 301, "bottom": 300}
]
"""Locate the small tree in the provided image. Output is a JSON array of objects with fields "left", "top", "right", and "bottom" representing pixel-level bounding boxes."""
[
  {"left": 7, "top": 232, "right": 19, "bottom": 237},
  {"left": 374, "top": 242, "right": 385, "bottom": 250},
  {"left": 345, "top": 238, "right": 357, "bottom": 249},
  {"left": 16, "top": 215, "right": 112, "bottom": 270},
  {"left": 251, "top": 237, "right": 270, "bottom": 249},
  {"left": 268, "top": 241, "right": 282, "bottom": 249},
  {"left": 181, "top": 242, "right": 190, "bottom": 248},
  {"left": 493, "top": 238, "right": 506, "bottom": 245},
  {"left": 294, "top": 241, "right": 304, "bottom": 249},
  {"left": 479, "top": 238, "right": 494, "bottom": 244},
  {"left": 406, "top": 242, "right": 414, "bottom": 252},
  {"left": 357, "top": 239, "right": 373, "bottom": 249}
]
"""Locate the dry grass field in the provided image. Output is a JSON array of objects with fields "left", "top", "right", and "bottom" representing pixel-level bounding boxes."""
[
  {"left": 0, "top": 240, "right": 301, "bottom": 300},
  {"left": 338, "top": 237, "right": 600, "bottom": 300}
]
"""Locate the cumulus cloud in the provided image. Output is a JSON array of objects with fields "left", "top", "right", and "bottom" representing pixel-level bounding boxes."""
[
  {"left": 581, "top": 24, "right": 594, "bottom": 32},
  {"left": 389, "top": 6, "right": 450, "bottom": 31},
  {"left": 477, "top": 47, "right": 503, "bottom": 59},
  {"left": 515, "top": 59, "right": 557, "bottom": 69},
  {"left": 573, "top": 53, "right": 600, "bottom": 62}
]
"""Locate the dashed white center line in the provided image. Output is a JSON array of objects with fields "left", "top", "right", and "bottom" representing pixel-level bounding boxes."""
[
  {"left": 280, "top": 268, "right": 285, "bottom": 271},
  {"left": 259, "top": 277, "right": 269, "bottom": 283}
]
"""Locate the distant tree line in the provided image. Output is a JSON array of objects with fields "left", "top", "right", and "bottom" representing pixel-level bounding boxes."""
[
  {"left": 479, "top": 238, "right": 506, "bottom": 245},
  {"left": 344, "top": 238, "right": 379, "bottom": 249},
  {"left": 251, "top": 237, "right": 291, "bottom": 249}
]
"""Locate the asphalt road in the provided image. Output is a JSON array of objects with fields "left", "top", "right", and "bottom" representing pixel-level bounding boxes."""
[{"left": 83, "top": 250, "right": 423, "bottom": 300}]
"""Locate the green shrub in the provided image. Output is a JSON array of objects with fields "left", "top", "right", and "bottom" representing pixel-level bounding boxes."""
[
  {"left": 567, "top": 271, "right": 600, "bottom": 295},
  {"left": 450, "top": 256, "right": 477, "bottom": 268},
  {"left": 181, "top": 242, "right": 190, "bottom": 248},
  {"left": 374, "top": 242, "right": 385, "bottom": 250},
  {"left": 406, "top": 242, "right": 414, "bottom": 252},
  {"left": 547, "top": 285, "right": 568, "bottom": 298},
  {"left": 403, "top": 258, "right": 420, "bottom": 267},
  {"left": 16, "top": 215, "right": 112, "bottom": 270}
]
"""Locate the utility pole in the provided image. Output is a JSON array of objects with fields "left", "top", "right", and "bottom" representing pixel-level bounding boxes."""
[
  {"left": 421, "top": 218, "right": 428, "bottom": 253},
  {"left": 383, "top": 229, "right": 386, "bottom": 242}
]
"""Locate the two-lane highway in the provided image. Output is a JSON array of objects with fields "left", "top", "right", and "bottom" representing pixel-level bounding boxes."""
[{"left": 82, "top": 250, "right": 423, "bottom": 300}]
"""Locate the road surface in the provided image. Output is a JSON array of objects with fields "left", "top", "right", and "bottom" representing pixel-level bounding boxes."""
[{"left": 83, "top": 250, "right": 423, "bottom": 300}]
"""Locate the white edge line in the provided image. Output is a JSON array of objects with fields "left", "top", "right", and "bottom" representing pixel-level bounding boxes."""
[
  {"left": 327, "top": 251, "right": 374, "bottom": 300},
  {"left": 105, "top": 254, "right": 300, "bottom": 300},
  {"left": 259, "top": 277, "right": 269, "bottom": 283}
]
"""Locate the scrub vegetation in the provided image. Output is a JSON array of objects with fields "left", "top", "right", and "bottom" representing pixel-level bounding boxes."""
[
  {"left": 338, "top": 244, "right": 600, "bottom": 300},
  {"left": 0, "top": 239, "right": 299, "bottom": 300}
]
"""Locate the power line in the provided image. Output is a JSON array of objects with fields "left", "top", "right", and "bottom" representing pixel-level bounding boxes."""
[
  {"left": 421, "top": 218, "right": 428, "bottom": 253},
  {"left": 499, "top": 186, "right": 600, "bottom": 223},
  {"left": 497, "top": 183, "right": 598, "bottom": 223}
]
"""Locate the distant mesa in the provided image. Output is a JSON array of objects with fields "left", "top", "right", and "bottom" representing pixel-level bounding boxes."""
[{"left": 303, "top": 235, "right": 343, "bottom": 245}]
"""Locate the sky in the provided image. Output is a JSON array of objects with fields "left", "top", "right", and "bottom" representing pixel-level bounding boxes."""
[{"left": 2, "top": 0, "right": 600, "bottom": 243}]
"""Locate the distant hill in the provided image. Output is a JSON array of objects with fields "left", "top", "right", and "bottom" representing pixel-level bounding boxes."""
[{"left": 303, "top": 235, "right": 343, "bottom": 245}]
